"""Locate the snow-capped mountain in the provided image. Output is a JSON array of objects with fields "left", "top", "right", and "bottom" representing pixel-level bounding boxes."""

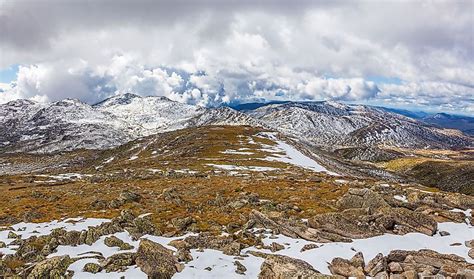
[
  {"left": 0, "top": 94, "right": 259, "bottom": 153},
  {"left": 0, "top": 95, "right": 471, "bottom": 153},
  {"left": 245, "top": 101, "right": 472, "bottom": 149}
]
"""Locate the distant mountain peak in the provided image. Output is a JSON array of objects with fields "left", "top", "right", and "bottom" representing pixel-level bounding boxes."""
[
  {"left": 5, "top": 99, "right": 38, "bottom": 107},
  {"left": 93, "top": 92, "right": 142, "bottom": 107}
]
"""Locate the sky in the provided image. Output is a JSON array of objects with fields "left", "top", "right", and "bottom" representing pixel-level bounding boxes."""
[{"left": 0, "top": 0, "right": 473, "bottom": 115}]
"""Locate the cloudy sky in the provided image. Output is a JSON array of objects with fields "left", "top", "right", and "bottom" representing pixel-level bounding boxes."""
[{"left": 0, "top": 0, "right": 473, "bottom": 114}]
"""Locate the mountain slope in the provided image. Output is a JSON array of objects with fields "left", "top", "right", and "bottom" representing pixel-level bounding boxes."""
[
  {"left": 0, "top": 94, "right": 258, "bottom": 153},
  {"left": 246, "top": 101, "right": 472, "bottom": 150},
  {"left": 421, "top": 113, "right": 474, "bottom": 136}
]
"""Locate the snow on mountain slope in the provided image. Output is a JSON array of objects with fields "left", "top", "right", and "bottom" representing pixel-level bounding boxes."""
[
  {"left": 247, "top": 102, "right": 472, "bottom": 149},
  {"left": 0, "top": 94, "right": 260, "bottom": 153},
  {"left": 95, "top": 93, "right": 200, "bottom": 134},
  {"left": 1, "top": 95, "right": 471, "bottom": 153}
]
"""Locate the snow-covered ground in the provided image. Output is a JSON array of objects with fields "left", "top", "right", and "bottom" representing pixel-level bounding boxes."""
[
  {"left": 256, "top": 132, "right": 337, "bottom": 175},
  {"left": 0, "top": 218, "right": 110, "bottom": 253},
  {"left": 207, "top": 164, "right": 278, "bottom": 172},
  {"left": 1, "top": 214, "right": 472, "bottom": 278},
  {"left": 220, "top": 149, "right": 254, "bottom": 155},
  {"left": 249, "top": 221, "right": 473, "bottom": 274}
]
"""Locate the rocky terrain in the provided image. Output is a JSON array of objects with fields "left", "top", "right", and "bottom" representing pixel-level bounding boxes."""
[
  {"left": 0, "top": 124, "right": 473, "bottom": 278},
  {"left": 0, "top": 95, "right": 473, "bottom": 278}
]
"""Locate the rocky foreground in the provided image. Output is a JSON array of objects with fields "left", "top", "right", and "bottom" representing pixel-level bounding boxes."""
[{"left": 1, "top": 183, "right": 473, "bottom": 278}]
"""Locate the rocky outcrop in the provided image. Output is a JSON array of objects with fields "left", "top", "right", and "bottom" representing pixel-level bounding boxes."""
[
  {"left": 248, "top": 210, "right": 351, "bottom": 243},
  {"left": 100, "top": 252, "right": 136, "bottom": 272},
  {"left": 308, "top": 188, "right": 438, "bottom": 239},
  {"left": 136, "top": 239, "right": 183, "bottom": 278},
  {"left": 27, "top": 256, "right": 71, "bottom": 279},
  {"left": 83, "top": 262, "right": 102, "bottom": 273},
  {"left": 104, "top": 235, "right": 134, "bottom": 250},
  {"left": 253, "top": 252, "right": 332, "bottom": 279},
  {"left": 329, "top": 252, "right": 365, "bottom": 278},
  {"left": 169, "top": 233, "right": 244, "bottom": 256},
  {"left": 337, "top": 188, "right": 389, "bottom": 212},
  {"left": 328, "top": 250, "right": 474, "bottom": 278}
]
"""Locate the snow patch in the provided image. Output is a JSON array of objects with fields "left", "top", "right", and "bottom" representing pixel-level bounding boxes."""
[{"left": 207, "top": 164, "right": 278, "bottom": 172}]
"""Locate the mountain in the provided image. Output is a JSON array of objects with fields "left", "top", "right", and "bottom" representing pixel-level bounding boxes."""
[
  {"left": 244, "top": 101, "right": 472, "bottom": 150},
  {"left": 1, "top": 95, "right": 471, "bottom": 154},
  {"left": 379, "top": 107, "right": 474, "bottom": 136},
  {"left": 0, "top": 94, "right": 258, "bottom": 153},
  {"left": 420, "top": 113, "right": 474, "bottom": 136},
  {"left": 378, "top": 107, "right": 430, "bottom": 119}
]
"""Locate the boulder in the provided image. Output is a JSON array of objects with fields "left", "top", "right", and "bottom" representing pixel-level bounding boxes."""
[
  {"left": 329, "top": 253, "right": 365, "bottom": 278},
  {"left": 269, "top": 242, "right": 285, "bottom": 252},
  {"left": 365, "top": 253, "right": 386, "bottom": 276},
  {"left": 308, "top": 209, "right": 385, "bottom": 239},
  {"left": 100, "top": 252, "right": 136, "bottom": 272},
  {"left": 257, "top": 254, "right": 330, "bottom": 279},
  {"left": 234, "top": 261, "right": 247, "bottom": 275},
  {"left": 27, "top": 255, "right": 71, "bottom": 279},
  {"left": 136, "top": 239, "right": 182, "bottom": 278},
  {"left": 300, "top": 243, "right": 319, "bottom": 252},
  {"left": 171, "top": 216, "right": 195, "bottom": 231},
  {"left": 104, "top": 235, "right": 134, "bottom": 250},
  {"left": 336, "top": 188, "right": 389, "bottom": 212},
  {"left": 380, "top": 208, "right": 437, "bottom": 236},
  {"left": 83, "top": 262, "right": 102, "bottom": 273},
  {"left": 249, "top": 210, "right": 351, "bottom": 243},
  {"left": 119, "top": 190, "right": 142, "bottom": 203}
]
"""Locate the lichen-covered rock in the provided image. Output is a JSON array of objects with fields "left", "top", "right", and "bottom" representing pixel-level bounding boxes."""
[
  {"left": 171, "top": 216, "right": 195, "bottom": 231},
  {"left": 119, "top": 190, "right": 142, "bottom": 203},
  {"left": 379, "top": 207, "right": 437, "bottom": 236},
  {"left": 104, "top": 235, "right": 134, "bottom": 250},
  {"left": 257, "top": 253, "right": 330, "bottom": 279},
  {"left": 249, "top": 210, "right": 350, "bottom": 243},
  {"left": 329, "top": 253, "right": 365, "bottom": 278},
  {"left": 364, "top": 253, "right": 386, "bottom": 277},
  {"left": 27, "top": 255, "right": 71, "bottom": 279},
  {"left": 269, "top": 242, "right": 285, "bottom": 252},
  {"left": 336, "top": 188, "right": 389, "bottom": 212},
  {"left": 300, "top": 243, "right": 319, "bottom": 252},
  {"left": 234, "top": 261, "right": 247, "bottom": 275},
  {"left": 308, "top": 209, "right": 386, "bottom": 239},
  {"left": 83, "top": 262, "right": 102, "bottom": 274},
  {"left": 100, "top": 252, "right": 136, "bottom": 272},
  {"left": 136, "top": 239, "right": 182, "bottom": 278},
  {"left": 222, "top": 242, "right": 242, "bottom": 256},
  {"left": 8, "top": 231, "right": 19, "bottom": 239},
  {"left": 386, "top": 249, "right": 474, "bottom": 277}
]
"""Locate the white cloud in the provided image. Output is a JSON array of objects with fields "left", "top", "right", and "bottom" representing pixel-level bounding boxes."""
[{"left": 0, "top": 0, "right": 472, "bottom": 113}]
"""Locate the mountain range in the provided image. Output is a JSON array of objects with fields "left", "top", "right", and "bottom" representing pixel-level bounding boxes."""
[
  {"left": 1, "top": 94, "right": 473, "bottom": 278},
  {"left": 0, "top": 93, "right": 472, "bottom": 154}
]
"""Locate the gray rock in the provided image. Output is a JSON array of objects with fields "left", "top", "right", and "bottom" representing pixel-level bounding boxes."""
[
  {"left": 119, "top": 190, "right": 142, "bottom": 203},
  {"left": 104, "top": 235, "right": 134, "bottom": 250},
  {"left": 83, "top": 262, "right": 102, "bottom": 274},
  {"left": 234, "top": 260, "right": 247, "bottom": 275},
  {"left": 257, "top": 253, "right": 330, "bottom": 279},
  {"left": 300, "top": 243, "right": 319, "bottom": 252},
  {"left": 27, "top": 255, "right": 71, "bottom": 279},
  {"left": 136, "top": 239, "right": 182, "bottom": 278}
]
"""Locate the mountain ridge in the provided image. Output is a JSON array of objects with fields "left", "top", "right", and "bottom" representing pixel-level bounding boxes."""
[{"left": 0, "top": 94, "right": 471, "bottom": 154}]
